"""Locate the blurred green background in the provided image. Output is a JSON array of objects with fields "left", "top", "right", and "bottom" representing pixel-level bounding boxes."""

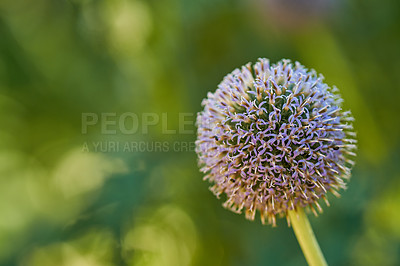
[{"left": 1, "top": 0, "right": 400, "bottom": 265}]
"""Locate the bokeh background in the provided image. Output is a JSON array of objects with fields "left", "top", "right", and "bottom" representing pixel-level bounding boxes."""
[{"left": 1, "top": 0, "right": 400, "bottom": 265}]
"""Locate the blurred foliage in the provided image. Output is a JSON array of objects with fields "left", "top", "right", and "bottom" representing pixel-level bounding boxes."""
[{"left": 0, "top": 0, "right": 400, "bottom": 265}]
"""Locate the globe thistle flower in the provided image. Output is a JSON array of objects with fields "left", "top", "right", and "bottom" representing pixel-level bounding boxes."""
[{"left": 196, "top": 58, "right": 357, "bottom": 226}]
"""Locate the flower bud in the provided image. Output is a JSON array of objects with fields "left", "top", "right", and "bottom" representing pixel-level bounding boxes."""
[{"left": 196, "top": 59, "right": 357, "bottom": 226}]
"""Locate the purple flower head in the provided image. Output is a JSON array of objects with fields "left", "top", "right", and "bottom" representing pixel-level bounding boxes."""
[{"left": 195, "top": 59, "right": 357, "bottom": 226}]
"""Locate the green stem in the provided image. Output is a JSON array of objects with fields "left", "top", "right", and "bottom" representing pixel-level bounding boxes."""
[{"left": 288, "top": 208, "right": 328, "bottom": 266}]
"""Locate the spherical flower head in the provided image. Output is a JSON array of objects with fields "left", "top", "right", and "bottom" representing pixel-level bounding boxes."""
[{"left": 196, "top": 59, "right": 357, "bottom": 226}]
